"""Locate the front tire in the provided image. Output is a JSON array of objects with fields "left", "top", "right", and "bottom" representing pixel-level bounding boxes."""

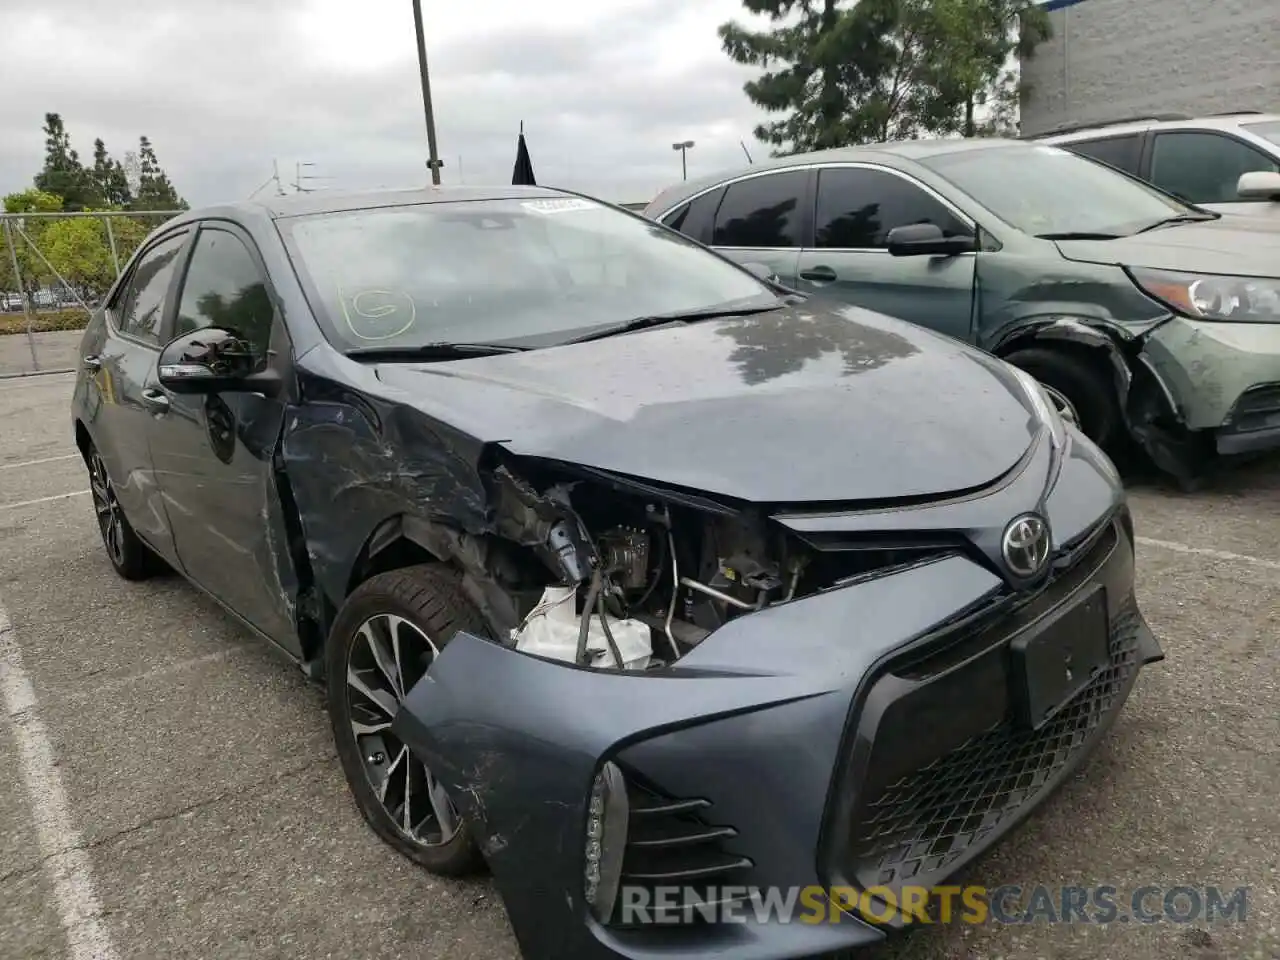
[
  {"left": 326, "top": 564, "right": 487, "bottom": 875},
  {"left": 1005, "top": 347, "right": 1122, "bottom": 451}
]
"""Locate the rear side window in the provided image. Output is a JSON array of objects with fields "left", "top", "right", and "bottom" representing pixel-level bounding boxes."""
[
  {"left": 174, "top": 228, "right": 274, "bottom": 360},
  {"left": 660, "top": 187, "right": 722, "bottom": 244},
  {"left": 1065, "top": 134, "right": 1142, "bottom": 174},
  {"left": 711, "top": 171, "right": 807, "bottom": 248},
  {"left": 813, "top": 167, "right": 972, "bottom": 249},
  {"left": 116, "top": 232, "right": 188, "bottom": 344},
  {"left": 1150, "top": 132, "right": 1280, "bottom": 204}
]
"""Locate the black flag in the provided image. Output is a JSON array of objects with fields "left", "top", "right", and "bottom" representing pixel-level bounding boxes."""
[{"left": 512, "top": 122, "right": 536, "bottom": 186}]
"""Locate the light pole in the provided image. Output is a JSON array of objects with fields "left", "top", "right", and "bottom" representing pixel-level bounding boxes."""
[
  {"left": 672, "top": 140, "right": 694, "bottom": 181},
  {"left": 412, "top": 0, "right": 444, "bottom": 185}
]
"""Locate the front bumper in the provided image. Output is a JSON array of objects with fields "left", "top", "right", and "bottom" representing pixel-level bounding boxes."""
[
  {"left": 824, "top": 520, "right": 1153, "bottom": 910},
  {"left": 1140, "top": 316, "right": 1280, "bottom": 451},
  {"left": 390, "top": 441, "right": 1161, "bottom": 960}
]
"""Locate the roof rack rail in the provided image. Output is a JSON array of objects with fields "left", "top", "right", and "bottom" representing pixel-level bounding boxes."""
[{"left": 1020, "top": 113, "right": 1190, "bottom": 139}]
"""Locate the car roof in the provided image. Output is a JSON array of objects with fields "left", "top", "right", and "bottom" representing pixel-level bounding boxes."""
[
  {"left": 1033, "top": 112, "right": 1280, "bottom": 143},
  {"left": 172, "top": 184, "right": 573, "bottom": 224},
  {"left": 645, "top": 137, "right": 1028, "bottom": 214}
]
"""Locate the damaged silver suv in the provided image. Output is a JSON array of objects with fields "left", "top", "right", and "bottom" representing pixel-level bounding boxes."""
[
  {"left": 70, "top": 186, "right": 1162, "bottom": 960},
  {"left": 646, "top": 137, "right": 1280, "bottom": 486}
]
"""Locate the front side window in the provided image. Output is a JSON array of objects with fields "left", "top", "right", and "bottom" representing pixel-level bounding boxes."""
[
  {"left": 116, "top": 232, "right": 187, "bottom": 344},
  {"left": 1064, "top": 134, "right": 1142, "bottom": 174},
  {"left": 920, "top": 143, "right": 1193, "bottom": 237},
  {"left": 281, "top": 197, "right": 776, "bottom": 352},
  {"left": 711, "top": 171, "right": 807, "bottom": 248},
  {"left": 813, "top": 167, "right": 972, "bottom": 249},
  {"left": 1149, "top": 132, "right": 1279, "bottom": 204},
  {"left": 661, "top": 188, "right": 722, "bottom": 244},
  {"left": 174, "top": 228, "right": 274, "bottom": 360}
]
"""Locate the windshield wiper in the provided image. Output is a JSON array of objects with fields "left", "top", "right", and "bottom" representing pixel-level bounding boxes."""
[
  {"left": 1135, "top": 212, "right": 1218, "bottom": 233},
  {"left": 560, "top": 303, "right": 783, "bottom": 346},
  {"left": 1034, "top": 231, "right": 1124, "bottom": 240},
  {"left": 345, "top": 342, "right": 527, "bottom": 361}
]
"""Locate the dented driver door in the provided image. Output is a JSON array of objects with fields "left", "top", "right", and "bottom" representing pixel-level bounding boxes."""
[{"left": 147, "top": 223, "right": 303, "bottom": 653}]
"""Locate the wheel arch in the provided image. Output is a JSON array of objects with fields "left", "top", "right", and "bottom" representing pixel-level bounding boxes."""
[
  {"left": 346, "top": 513, "right": 454, "bottom": 597},
  {"left": 332, "top": 512, "right": 522, "bottom": 673},
  {"left": 73, "top": 418, "right": 93, "bottom": 461},
  {"left": 991, "top": 317, "right": 1135, "bottom": 409}
]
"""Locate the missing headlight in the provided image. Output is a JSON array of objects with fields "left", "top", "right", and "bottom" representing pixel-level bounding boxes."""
[{"left": 492, "top": 463, "right": 940, "bottom": 670}]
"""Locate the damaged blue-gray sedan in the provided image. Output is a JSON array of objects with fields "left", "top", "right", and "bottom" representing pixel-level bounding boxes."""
[{"left": 70, "top": 186, "right": 1163, "bottom": 959}]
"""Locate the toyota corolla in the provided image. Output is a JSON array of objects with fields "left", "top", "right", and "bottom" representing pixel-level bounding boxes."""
[{"left": 70, "top": 186, "right": 1162, "bottom": 960}]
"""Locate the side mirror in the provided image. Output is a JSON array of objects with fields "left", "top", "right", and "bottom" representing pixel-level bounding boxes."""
[
  {"left": 1237, "top": 170, "right": 1280, "bottom": 201},
  {"left": 886, "top": 223, "right": 976, "bottom": 257},
  {"left": 157, "top": 327, "right": 281, "bottom": 397},
  {"left": 741, "top": 261, "right": 783, "bottom": 285}
]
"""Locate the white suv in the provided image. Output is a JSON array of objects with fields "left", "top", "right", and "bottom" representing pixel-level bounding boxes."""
[{"left": 1033, "top": 112, "right": 1280, "bottom": 217}]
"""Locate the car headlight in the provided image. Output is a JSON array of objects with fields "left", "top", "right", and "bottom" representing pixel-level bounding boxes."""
[
  {"left": 1130, "top": 267, "right": 1280, "bottom": 322},
  {"left": 583, "top": 761, "right": 629, "bottom": 923},
  {"left": 1010, "top": 365, "right": 1067, "bottom": 448}
]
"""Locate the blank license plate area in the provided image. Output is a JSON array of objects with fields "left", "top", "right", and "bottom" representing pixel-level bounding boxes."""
[{"left": 1010, "top": 587, "right": 1110, "bottom": 730}]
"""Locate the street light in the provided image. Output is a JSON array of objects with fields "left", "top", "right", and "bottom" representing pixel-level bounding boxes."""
[
  {"left": 672, "top": 140, "right": 694, "bottom": 181},
  {"left": 412, "top": 0, "right": 444, "bottom": 185}
]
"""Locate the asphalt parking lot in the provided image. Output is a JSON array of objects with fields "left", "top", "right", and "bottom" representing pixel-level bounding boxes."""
[{"left": 1, "top": 370, "right": 1278, "bottom": 960}]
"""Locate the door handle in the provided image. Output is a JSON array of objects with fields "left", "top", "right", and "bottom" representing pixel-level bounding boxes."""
[
  {"left": 799, "top": 265, "right": 838, "bottom": 283},
  {"left": 140, "top": 388, "right": 170, "bottom": 414},
  {"left": 82, "top": 355, "right": 102, "bottom": 371}
]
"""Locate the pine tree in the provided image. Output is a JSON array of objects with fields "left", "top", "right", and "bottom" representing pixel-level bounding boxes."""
[
  {"left": 130, "top": 135, "right": 188, "bottom": 211},
  {"left": 720, "top": 0, "right": 1052, "bottom": 151},
  {"left": 33, "top": 113, "right": 101, "bottom": 210},
  {"left": 719, "top": 1, "right": 884, "bottom": 153}
]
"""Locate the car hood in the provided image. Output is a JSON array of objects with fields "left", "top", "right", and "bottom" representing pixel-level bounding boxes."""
[
  {"left": 1054, "top": 214, "right": 1280, "bottom": 276},
  {"left": 372, "top": 303, "right": 1042, "bottom": 505}
]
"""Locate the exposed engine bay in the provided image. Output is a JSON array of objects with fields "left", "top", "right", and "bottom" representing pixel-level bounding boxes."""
[{"left": 480, "top": 463, "right": 929, "bottom": 670}]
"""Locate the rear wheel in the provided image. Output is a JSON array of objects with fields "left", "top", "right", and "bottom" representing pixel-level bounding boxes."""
[
  {"left": 325, "top": 564, "right": 487, "bottom": 875},
  {"left": 85, "top": 445, "right": 161, "bottom": 580},
  {"left": 1005, "top": 347, "right": 1122, "bottom": 451}
]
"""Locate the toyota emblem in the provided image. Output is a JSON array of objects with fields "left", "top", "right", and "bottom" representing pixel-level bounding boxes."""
[{"left": 1001, "top": 514, "right": 1051, "bottom": 580}]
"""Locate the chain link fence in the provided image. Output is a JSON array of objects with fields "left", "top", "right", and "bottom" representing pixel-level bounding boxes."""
[{"left": 0, "top": 209, "right": 182, "bottom": 378}]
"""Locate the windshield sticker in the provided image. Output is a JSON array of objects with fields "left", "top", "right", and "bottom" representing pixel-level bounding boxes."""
[
  {"left": 338, "top": 287, "right": 417, "bottom": 340},
  {"left": 521, "top": 198, "right": 599, "bottom": 215}
]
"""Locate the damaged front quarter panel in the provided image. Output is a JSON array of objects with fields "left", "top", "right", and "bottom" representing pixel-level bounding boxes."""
[
  {"left": 278, "top": 377, "right": 608, "bottom": 655},
  {"left": 973, "top": 256, "right": 1209, "bottom": 476}
]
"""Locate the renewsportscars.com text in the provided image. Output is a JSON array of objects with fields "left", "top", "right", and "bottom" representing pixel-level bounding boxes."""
[{"left": 618, "top": 884, "right": 1250, "bottom": 926}]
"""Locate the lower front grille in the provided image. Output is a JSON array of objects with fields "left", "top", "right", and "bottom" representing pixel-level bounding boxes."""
[
  {"left": 615, "top": 782, "right": 752, "bottom": 925},
  {"left": 847, "top": 597, "right": 1143, "bottom": 892},
  {"left": 1227, "top": 383, "right": 1280, "bottom": 433}
]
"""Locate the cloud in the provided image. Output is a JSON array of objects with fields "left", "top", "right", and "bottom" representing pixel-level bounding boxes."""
[{"left": 0, "top": 0, "right": 776, "bottom": 207}]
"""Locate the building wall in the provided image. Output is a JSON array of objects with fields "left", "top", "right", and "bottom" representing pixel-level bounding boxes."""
[{"left": 1019, "top": 0, "right": 1280, "bottom": 136}]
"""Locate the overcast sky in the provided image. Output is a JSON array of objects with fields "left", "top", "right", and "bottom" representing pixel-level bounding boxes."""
[{"left": 0, "top": 0, "right": 777, "bottom": 207}]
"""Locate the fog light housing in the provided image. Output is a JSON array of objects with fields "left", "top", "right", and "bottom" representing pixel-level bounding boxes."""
[{"left": 583, "top": 760, "right": 629, "bottom": 923}]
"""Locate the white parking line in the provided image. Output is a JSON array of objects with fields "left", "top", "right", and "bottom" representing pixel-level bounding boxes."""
[
  {"left": 0, "top": 604, "right": 120, "bottom": 960},
  {"left": 0, "top": 490, "right": 90, "bottom": 512},
  {"left": 0, "top": 373, "right": 76, "bottom": 391},
  {"left": 0, "top": 454, "right": 79, "bottom": 471},
  {"left": 1136, "top": 536, "right": 1280, "bottom": 572}
]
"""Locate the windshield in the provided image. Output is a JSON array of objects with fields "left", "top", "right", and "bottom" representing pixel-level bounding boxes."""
[
  {"left": 1242, "top": 119, "right": 1280, "bottom": 148},
  {"left": 279, "top": 196, "right": 777, "bottom": 352},
  {"left": 919, "top": 143, "right": 1194, "bottom": 237}
]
